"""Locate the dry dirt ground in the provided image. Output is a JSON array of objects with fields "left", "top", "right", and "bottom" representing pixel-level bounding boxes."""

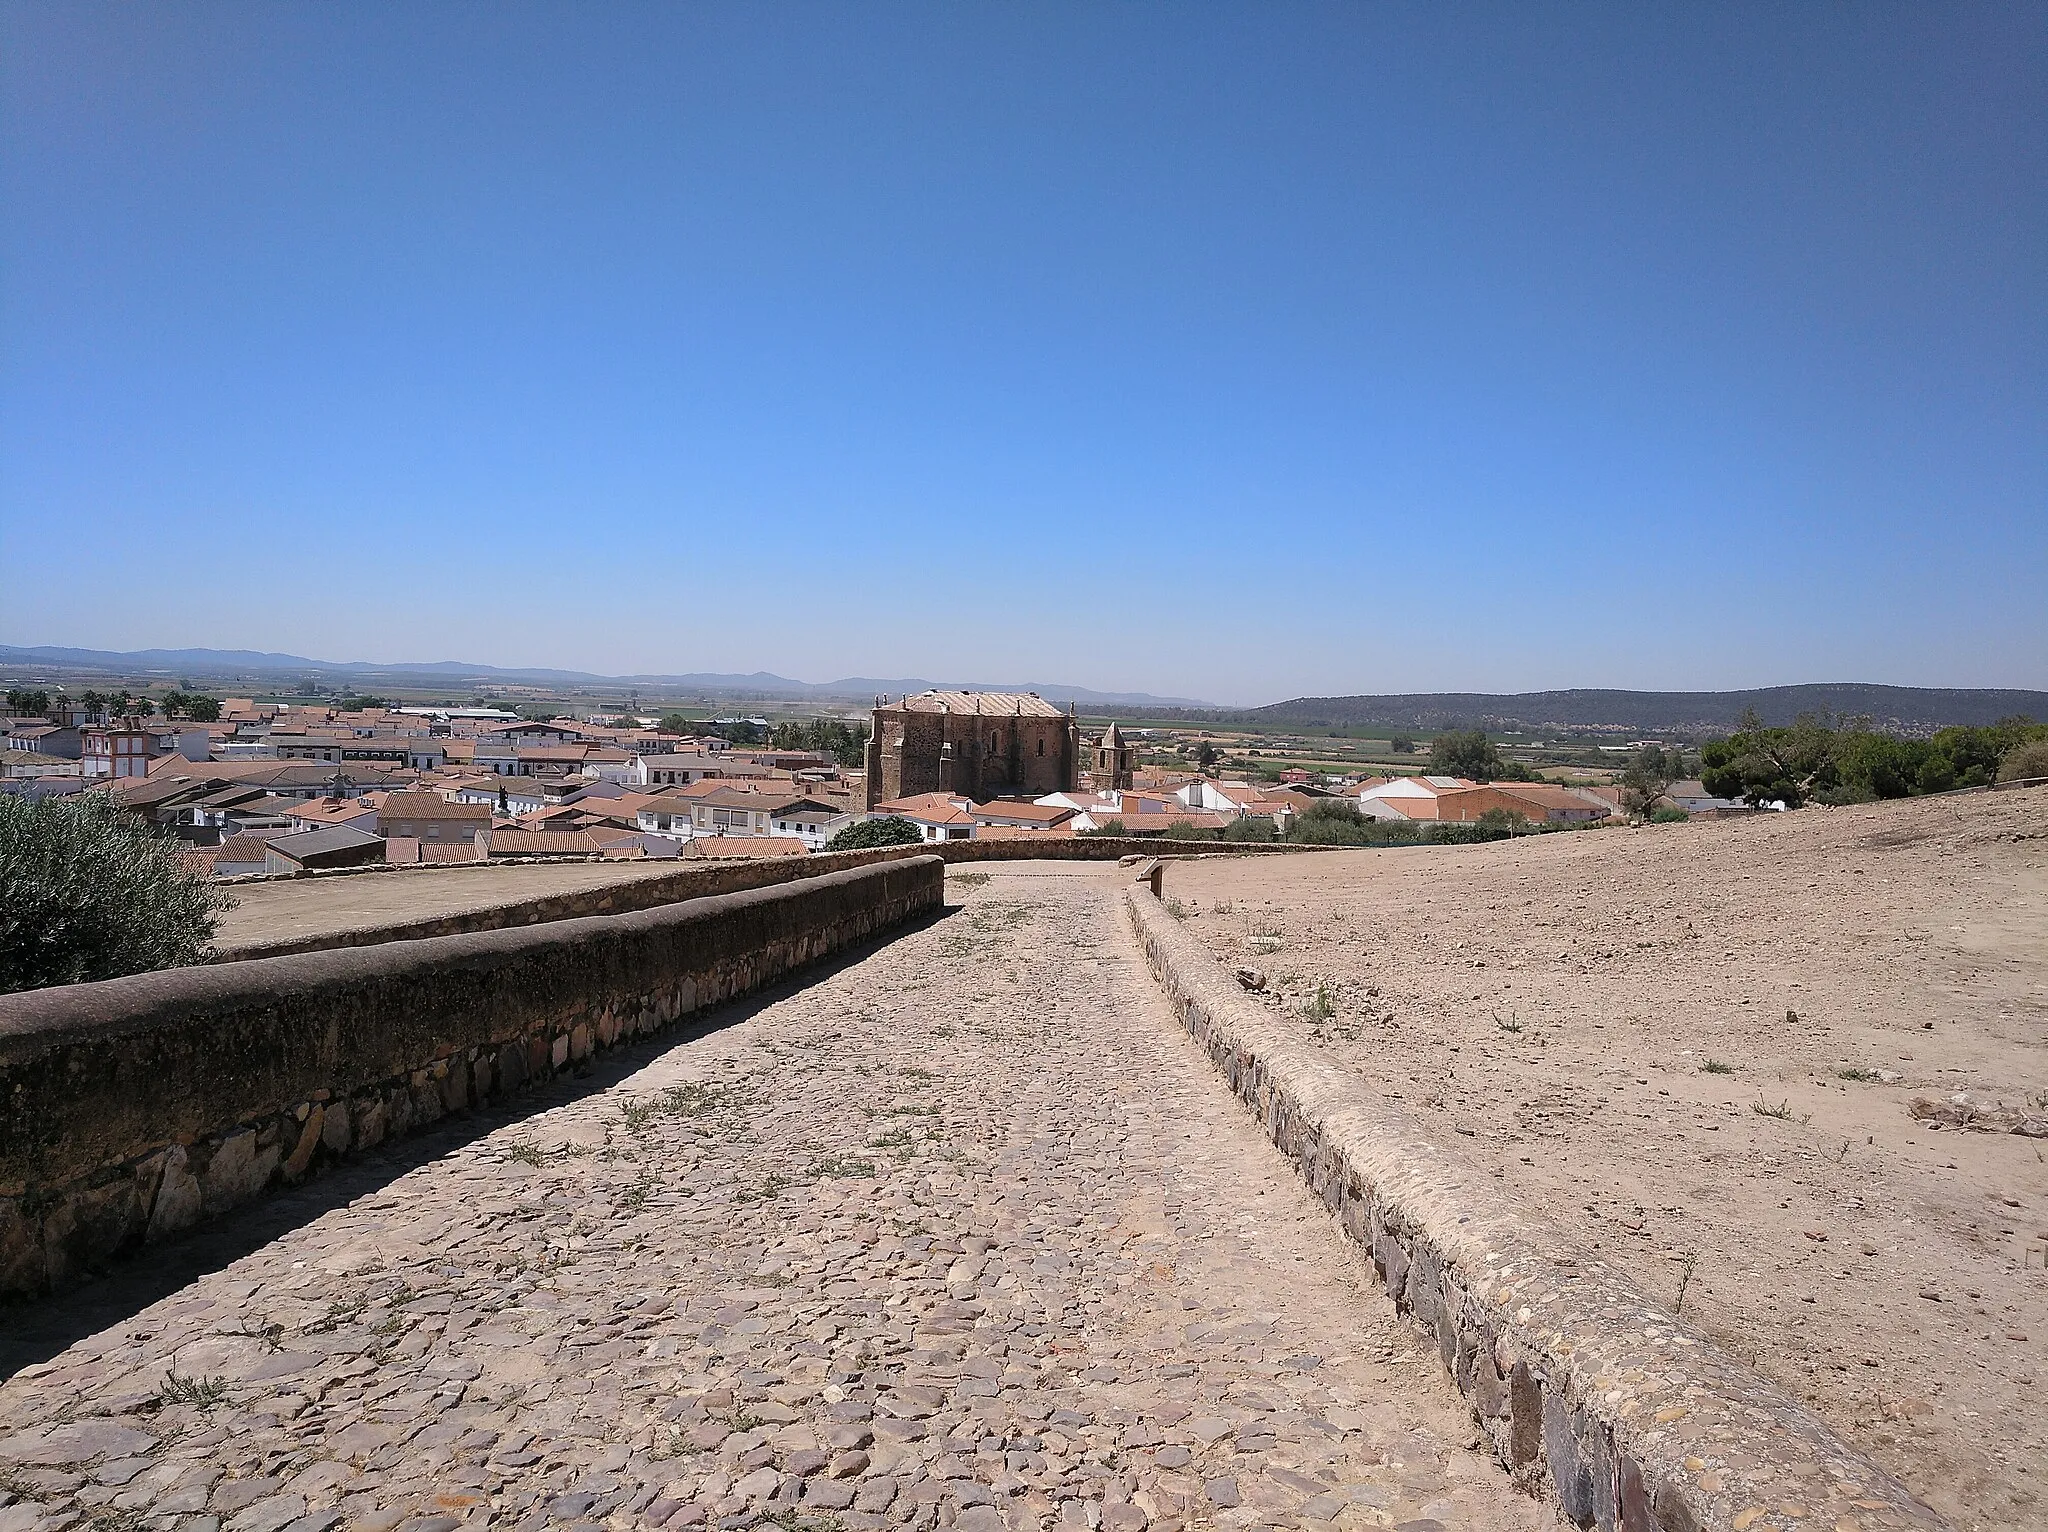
[
  {"left": 214, "top": 863, "right": 693, "bottom": 952},
  {"left": 0, "top": 865, "right": 1541, "bottom": 1532},
  {"left": 1169, "top": 787, "right": 2048, "bottom": 1532}
]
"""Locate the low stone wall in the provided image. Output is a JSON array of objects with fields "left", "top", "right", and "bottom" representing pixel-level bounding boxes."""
[
  {"left": 0, "top": 857, "right": 944, "bottom": 1303},
  {"left": 221, "top": 838, "right": 1322, "bottom": 961},
  {"left": 1122, "top": 876, "right": 1947, "bottom": 1532}
]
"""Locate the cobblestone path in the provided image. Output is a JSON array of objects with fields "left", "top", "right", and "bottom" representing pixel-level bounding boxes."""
[{"left": 0, "top": 866, "right": 1542, "bottom": 1532}]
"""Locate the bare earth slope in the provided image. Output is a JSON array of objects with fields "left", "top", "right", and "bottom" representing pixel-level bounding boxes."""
[{"left": 1171, "top": 788, "right": 2048, "bottom": 1531}]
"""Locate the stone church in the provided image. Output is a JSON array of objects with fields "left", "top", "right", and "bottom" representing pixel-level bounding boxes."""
[{"left": 865, "top": 691, "right": 1081, "bottom": 809}]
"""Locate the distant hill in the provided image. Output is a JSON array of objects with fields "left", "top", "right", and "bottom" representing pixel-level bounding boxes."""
[
  {"left": 0, "top": 644, "right": 1212, "bottom": 711},
  {"left": 1243, "top": 685, "right": 2048, "bottom": 737}
]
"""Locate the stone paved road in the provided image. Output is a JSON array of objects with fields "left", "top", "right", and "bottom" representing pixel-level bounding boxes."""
[{"left": 0, "top": 865, "right": 1544, "bottom": 1532}]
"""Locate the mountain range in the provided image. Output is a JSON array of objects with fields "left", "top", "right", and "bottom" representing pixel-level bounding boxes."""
[
  {"left": 0, "top": 644, "right": 1213, "bottom": 710},
  {"left": 1237, "top": 684, "right": 2048, "bottom": 736},
  {"left": 5, "top": 646, "right": 2041, "bottom": 735}
]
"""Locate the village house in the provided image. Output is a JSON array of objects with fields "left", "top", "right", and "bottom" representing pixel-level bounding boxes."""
[
  {"left": 377, "top": 790, "right": 493, "bottom": 843},
  {"left": 875, "top": 790, "right": 979, "bottom": 842},
  {"left": 5, "top": 721, "right": 82, "bottom": 758},
  {"left": 261, "top": 823, "right": 386, "bottom": 874},
  {"left": 286, "top": 791, "right": 388, "bottom": 835},
  {"left": 1431, "top": 782, "right": 1614, "bottom": 824}
]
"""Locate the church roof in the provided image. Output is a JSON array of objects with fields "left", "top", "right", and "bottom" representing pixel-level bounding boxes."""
[
  {"left": 1099, "top": 722, "right": 1125, "bottom": 748},
  {"left": 883, "top": 690, "right": 1066, "bottom": 718}
]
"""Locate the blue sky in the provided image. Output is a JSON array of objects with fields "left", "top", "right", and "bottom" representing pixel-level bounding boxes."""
[{"left": 3, "top": 4, "right": 2042, "bottom": 706}]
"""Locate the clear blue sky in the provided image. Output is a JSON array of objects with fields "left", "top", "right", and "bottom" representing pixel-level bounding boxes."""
[{"left": 3, "top": 4, "right": 2042, "bottom": 705}]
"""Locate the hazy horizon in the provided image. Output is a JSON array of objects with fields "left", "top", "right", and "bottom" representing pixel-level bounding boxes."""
[{"left": 4, "top": 5, "right": 2043, "bottom": 698}]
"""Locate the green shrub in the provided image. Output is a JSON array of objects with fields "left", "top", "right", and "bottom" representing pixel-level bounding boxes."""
[
  {"left": 1649, "top": 807, "right": 1690, "bottom": 823},
  {"left": 0, "top": 792, "right": 234, "bottom": 994},
  {"left": 1220, "top": 816, "right": 1275, "bottom": 842},
  {"left": 1078, "top": 817, "right": 1127, "bottom": 837},
  {"left": 823, "top": 816, "right": 923, "bottom": 851}
]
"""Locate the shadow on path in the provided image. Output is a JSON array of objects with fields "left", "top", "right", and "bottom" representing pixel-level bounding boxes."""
[{"left": 0, "top": 905, "right": 957, "bottom": 1382}]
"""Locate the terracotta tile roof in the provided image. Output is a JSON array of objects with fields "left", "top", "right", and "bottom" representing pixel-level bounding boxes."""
[
  {"left": 688, "top": 836, "right": 808, "bottom": 858},
  {"left": 381, "top": 791, "right": 491, "bottom": 821},
  {"left": 880, "top": 691, "right": 1066, "bottom": 718},
  {"left": 486, "top": 829, "right": 601, "bottom": 857},
  {"left": 878, "top": 792, "right": 976, "bottom": 825},
  {"left": 213, "top": 834, "right": 275, "bottom": 866},
  {"left": 1112, "top": 810, "right": 1233, "bottom": 832},
  {"left": 971, "top": 801, "right": 1077, "bottom": 826}
]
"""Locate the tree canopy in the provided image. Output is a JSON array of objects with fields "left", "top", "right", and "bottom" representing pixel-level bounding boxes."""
[
  {"left": 161, "top": 690, "right": 222, "bottom": 722},
  {"left": 1426, "top": 729, "right": 1531, "bottom": 781},
  {"left": 823, "top": 816, "right": 922, "bottom": 851},
  {"left": 769, "top": 717, "right": 870, "bottom": 768},
  {"left": 1699, "top": 712, "right": 2046, "bottom": 807},
  {"left": 0, "top": 792, "right": 233, "bottom": 993}
]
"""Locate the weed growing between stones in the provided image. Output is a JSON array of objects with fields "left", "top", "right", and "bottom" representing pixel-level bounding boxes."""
[
  {"left": 1165, "top": 897, "right": 1190, "bottom": 918},
  {"left": 619, "top": 1170, "right": 656, "bottom": 1211},
  {"left": 732, "top": 1173, "right": 787, "bottom": 1205},
  {"left": 305, "top": 1292, "right": 370, "bottom": 1334},
  {"left": 766, "top": 1511, "right": 843, "bottom": 1532},
  {"left": 506, "top": 1141, "right": 546, "bottom": 1166},
  {"left": 1493, "top": 1012, "right": 1523, "bottom": 1034},
  {"left": 1702, "top": 1058, "right": 1736, "bottom": 1074},
  {"left": 939, "top": 900, "right": 1036, "bottom": 958},
  {"left": 1838, "top": 1067, "right": 1883, "bottom": 1082},
  {"left": 223, "top": 1317, "right": 284, "bottom": 1353},
  {"left": 807, "top": 1152, "right": 876, "bottom": 1178},
  {"left": 157, "top": 1371, "right": 228, "bottom": 1409},
  {"left": 655, "top": 1424, "right": 704, "bottom": 1460},
  {"left": 1752, "top": 1098, "right": 1794, "bottom": 1120},
  {"left": 660, "top": 1079, "right": 752, "bottom": 1117},
  {"left": 950, "top": 871, "right": 991, "bottom": 889},
  {"left": 1301, "top": 982, "right": 1336, "bottom": 1025},
  {"left": 1674, "top": 1251, "right": 1700, "bottom": 1315}
]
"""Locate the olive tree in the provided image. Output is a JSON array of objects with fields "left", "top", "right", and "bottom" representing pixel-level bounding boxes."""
[{"left": 0, "top": 792, "right": 234, "bottom": 994}]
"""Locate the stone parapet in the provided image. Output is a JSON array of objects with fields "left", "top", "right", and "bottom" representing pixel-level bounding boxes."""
[
  {"left": 0, "top": 857, "right": 944, "bottom": 1302},
  {"left": 1121, "top": 877, "right": 1947, "bottom": 1532}
]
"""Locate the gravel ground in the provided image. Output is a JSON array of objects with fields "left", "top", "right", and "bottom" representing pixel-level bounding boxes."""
[
  {"left": 1170, "top": 787, "right": 2048, "bottom": 1532},
  {"left": 0, "top": 864, "right": 1541, "bottom": 1532}
]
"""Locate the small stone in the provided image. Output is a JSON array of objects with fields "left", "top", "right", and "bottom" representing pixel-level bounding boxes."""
[
  {"left": 1203, "top": 1478, "right": 1240, "bottom": 1508},
  {"left": 227, "top": 1494, "right": 308, "bottom": 1532},
  {"left": 802, "top": 1480, "right": 857, "bottom": 1511},
  {"left": 1154, "top": 1445, "right": 1191, "bottom": 1469}
]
